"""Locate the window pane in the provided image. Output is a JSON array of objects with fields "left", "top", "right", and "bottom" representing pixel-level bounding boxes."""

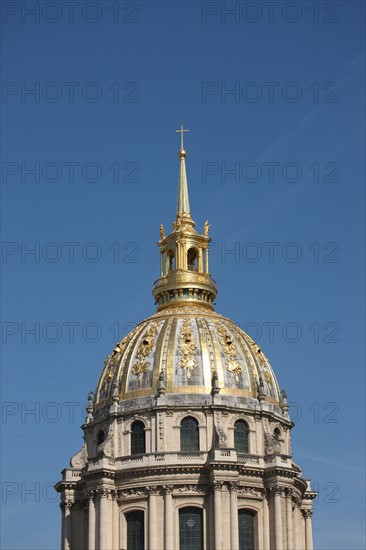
[
  {"left": 234, "top": 421, "right": 249, "bottom": 453},
  {"left": 238, "top": 509, "right": 255, "bottom": 550},
  {"left": 127, "top": 511, "right": 144, "bottom": 550},
  {"left": 180, "top": 417, "right": 199, "bottom": 452},
  {"left": 179, "top": 507, "right": 203, "bottom": 550},
  {"left": 131, "top": 422, "right": 145, "bottom": 455}
]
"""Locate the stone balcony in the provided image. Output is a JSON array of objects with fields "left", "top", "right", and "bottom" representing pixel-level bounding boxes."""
[{"left": 61, "top": 451, "right": 292, "bottom": 483}]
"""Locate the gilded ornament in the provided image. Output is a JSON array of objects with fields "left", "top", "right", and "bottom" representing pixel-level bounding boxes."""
[
  {"left": 102, "top": 333, "right": 133, "bottom": 393},
  {"left": 178, "top": 318, "right": 197, "bottom": 379},
  {"left": 132, "top": 323, "right": 159, "bottom": 383},
  {"left": 159, "top": 224, "right": 165, "bottom": 240},
  {"left": 216, "top": 323, "right": 242, "bottom": 382},
  {"left": 203, "top": 220, "right": 210, "bottom": 236}
]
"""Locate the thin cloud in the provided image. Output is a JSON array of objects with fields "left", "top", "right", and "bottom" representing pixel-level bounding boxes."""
[{"left": 295, "top": 451, "right": 365, "bottom": 475}]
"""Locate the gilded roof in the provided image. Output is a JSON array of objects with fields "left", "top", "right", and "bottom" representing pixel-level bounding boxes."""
[{"left": 95, "top": 305, "right": 281, "bottom": 408}]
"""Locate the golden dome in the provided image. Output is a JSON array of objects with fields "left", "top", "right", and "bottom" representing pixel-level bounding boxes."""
[
  {"left": 94, "top": 127, "right": 281, "bottom": 410},
  {"left": 95, "top": 305, "right": 281, "bottom": 408}
]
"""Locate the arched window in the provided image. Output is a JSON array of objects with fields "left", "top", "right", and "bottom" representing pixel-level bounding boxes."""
[
  {"left": 126, "top": 510, "right": 144, "bottom": 550},
  {"left": 187, "top": 248, "right": 198, "bottom": 272},
  {"left": 179, "top": 507, "right": 203, "bottom": 550},
  {"left": 180, "top": 417, "right": 199, "bottom": 452},
  {"left": 234, "top": 420, "right": 249, "bottom": 453},
  {"left": 167, "top": 250, "right": 175, "bottom": 272},
  {"left": 97, "top": 429, "right": 106, "bottom": 445},
  {"left": 131, "top": 421, "right": 145, "bottom": 455},
  {"left": 238, "top": 509, "right": 256, "bottom": 550}
]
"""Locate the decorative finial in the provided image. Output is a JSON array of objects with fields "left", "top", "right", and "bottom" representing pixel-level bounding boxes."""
[
  {"left": 157, "top": 370, "right": 166, "bottom": 396},
  {"left": 112, "top": 381, "right": 119, "bottom": 403},
  {"left": 211, "top": 370, "right": 220, "bottom": 395},
  {"left": 159, "top": 224, "right": 165, "bottom": 241},
  {"left": 203, "top": 220, "right": 211, "bottom": 237},
  {"left": 281, "top": 389, "right": 289, "bottom": 416},
  {"left": 86, "top": 391, "right": 94, "bottom": 423},
  {"left": 256, "top": 375, "right": 266, "bottom": 403},
  {"left": 176, "top": 123, "right": 189, "bottom": 155}
]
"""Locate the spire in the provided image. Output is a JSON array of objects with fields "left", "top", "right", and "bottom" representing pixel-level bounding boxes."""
[
  {"left": 176, "top": 124, "right": 191, "bottom": 218},
  {"left": 152, "top": 126, "right": 218, "bottom": 311}
]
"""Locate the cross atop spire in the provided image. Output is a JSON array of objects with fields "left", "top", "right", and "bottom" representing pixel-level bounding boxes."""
[
  {"left": 176, "top": 123, "right": 191, "bottom": 218},
  {"left": 176, "top": 123, "right": 189, "bottom": 151}
]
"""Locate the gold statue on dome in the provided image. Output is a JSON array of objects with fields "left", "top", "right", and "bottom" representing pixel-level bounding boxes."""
[
  {"left": 203, "top": 220, "right": 210, "bottom": 236},
  {"left": 159, "top": 224, "right": 165, "bottom": 241}
]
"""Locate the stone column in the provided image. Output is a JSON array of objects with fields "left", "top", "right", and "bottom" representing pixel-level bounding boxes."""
[
  {"left": 160, "top": 251, "right": 164, "bottom": 277},
  {"left": 60, "top": 502, "right": 66, "bottom": 550},
  {"left": 304, "top": 510, "right": 314, "bottom": 550},
  {"left": 99, "top": 489, "right": 112, "bottom": 550},
  {"left": 286, "top": 489, "right": 293, "bottom": 550},
  {"left": 61, "top": 501, "right": 72, "bottom": 550},
  {"left": 213, "top": 482, "right": 223, "bottom": 550},
  {"left": 77, "top": 501, "right": 86, "bottom": 550},
  {"left": 164, "top": 485, "right": 174, "bottom": 550},
  {"left": 273, "top": 487, "right": 283, "bottom": 550},
  {"left": 262, "top": 490, "right": 270, "bottom": 550},
  {"left": 88, "top": 492, "right": 96, "bottom": 550},
  {"left": 148, "top": 486, "right": 158, "bottom": 550},
  {"left": 202, "top": 247, "right": 207, "bottom": 274},
  {"left": 178, "top": 240, "right": 185, "bottom": 270},
  {"left": 80, "top": 500, "right": 88, "bottom": 550},
  {"left": 112, "top": 493, "right": 119, "bottom": 550},
  {"left": 229, "top": 483, "right": 239, "bottom": 550},
  {"left": 293, "top": 504, "right": 301, "bottom": 550},
  {"left": 198, "top": 248, "right": 204, "bottom": 273}
]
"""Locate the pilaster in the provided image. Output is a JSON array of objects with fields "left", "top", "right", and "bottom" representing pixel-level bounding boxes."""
[
  {"left": 148, "top": 485, "right": 159, "bottom": 550},
  {"left": 87, "top": 491, "right": 96, "bottom": 550},
  {"left": 212, "top": 481, "right": 223, "bottom": 550},
  {"left": 229, "top": 482, "right": 239, "bottom": 550},
  {"left": 262, "top": 489, "right": 270, "bottom": 550},
  {"left": 164, "top": 485, "right": 174, "bottom": 550}
]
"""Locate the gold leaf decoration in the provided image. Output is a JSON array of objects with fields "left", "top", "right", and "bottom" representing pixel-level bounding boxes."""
[
  {"left": 216, "top": 323, "right": 242, "bottom": 383},
  {"left": 101, "top": 329, "right": 138, "bottom": 393},
  {"left": 178, "top": 318, "right": 197, "bottom": 380},
  {"left": 132, "top": 323, "right": 159, "bottom": 382}
]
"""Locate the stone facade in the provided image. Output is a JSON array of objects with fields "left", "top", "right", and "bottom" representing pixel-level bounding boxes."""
[{"left": 56, "top": 393, "right": 315, "bottom": 549}]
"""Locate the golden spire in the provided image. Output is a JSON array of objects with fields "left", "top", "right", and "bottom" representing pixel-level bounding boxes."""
[
  {"left": 152, "top": 126, "right": 218, "bottom": 311},
  {"left": 176, "top": 124, "right": 191, "bottom": 218}
]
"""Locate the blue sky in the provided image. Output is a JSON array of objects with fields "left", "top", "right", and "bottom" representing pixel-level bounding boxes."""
[{"left": 1, "top": 1, "right": 365, "bottom": 548}]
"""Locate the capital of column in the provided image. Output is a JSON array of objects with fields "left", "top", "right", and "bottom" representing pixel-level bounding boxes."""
[
  {"left": 302, "top": 509, "right": 313, "bottom": 519},
  {"left": 163, "top": 484, "right": 173, "bottom": 495},
  {"left": 147, "top": 485, "right": 159, "bottom": 496},
  {"left": 284, "top": 487, "right": 293, "bottom": 498},
  {"left": 292, "top": 494, "right": 302, "bottom": 509},
  {"left": 270, "top": 485, "right": 285, "bottom": 497},
  {"left": 212, "top": 480, "right": 224, "bottom": 492},
  {"left": 110, "top": 489, "right": 118, "bottom": 501},
  {"left": 60, "top": 500, "right": 74, "bottom": 510},
  {"left": 228, "top": 482, "right": 238, "bottom": 493},
  {"left": 96, "top": 488, "right": 112, "bottom": 500}
]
